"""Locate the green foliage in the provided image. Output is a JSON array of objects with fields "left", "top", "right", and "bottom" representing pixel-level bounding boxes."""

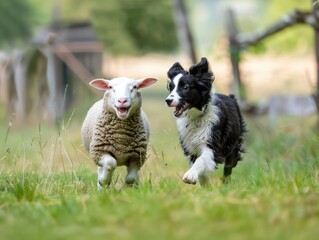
[
  {"left": 0, "top": 0, "right": 34, "bottom": 48},
  {"left": 57, "top": 0, "right": 179, "bottom": 54},
  {"left": 247, "top": 42, "right": 267, "bottom": 55},
  {"left": 27, "top": 0, "right": 52, "bottom": 26},
  {"left": 58, "top": 0, "right": 93, "bottom": 22},
  {"left": 91, "top": 0, "right": 178, "bottom": 55},
  {"left": 0, "top": 0, "right": 51, "bottom": 48}
]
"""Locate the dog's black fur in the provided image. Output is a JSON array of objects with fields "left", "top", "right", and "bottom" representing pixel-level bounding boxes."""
[{"left": 166, "top": 57, "right": 246, "bottom": 181}]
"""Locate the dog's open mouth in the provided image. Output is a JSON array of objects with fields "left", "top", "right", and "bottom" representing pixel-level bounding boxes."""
[
  {"left": 116, "top": 106, "right": 131, "bottom": 118},
  {"left": 174, "top": 102, "right": 191, "bottom": 117}
]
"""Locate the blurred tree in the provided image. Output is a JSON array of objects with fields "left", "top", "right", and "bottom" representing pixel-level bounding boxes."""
[
  {"left": 0, "top": 0, "right": 51, "bottom": 48},
  {"left": 28, "top": 0, "right": 52, "bottom": 26},
  {"left": 0, "top": 0, "right": 35, "bottom": 48},
  {"left": 91, "top": 0, "right": 178, "bottom": 55},
  {"left": 0, "top": 0, "right": 178, "bottom": 54},
  {"left": 58, "top": 0, "right": 93, "bottom": 22}
]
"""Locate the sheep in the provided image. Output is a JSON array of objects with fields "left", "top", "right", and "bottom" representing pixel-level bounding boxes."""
[{"left": 81, "top": 77, "right": 158, "bottom": 190}]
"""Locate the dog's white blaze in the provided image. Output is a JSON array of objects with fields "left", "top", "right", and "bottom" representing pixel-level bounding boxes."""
[
  {"left": 176, "top": 102, "right": 220, "bottom": 185},
  {"left": 167, "top": 73, "right": 183, "bottom": 106},
  {"left": 177, "top": 104, "right": 219, "bottom": 155}
]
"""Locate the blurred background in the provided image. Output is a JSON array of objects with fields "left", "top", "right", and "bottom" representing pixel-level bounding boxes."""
[
  {"left": 0, "top": 0, "right": 318, "bottom": 173},
  {"left": 0, "top": 0, "right": 317, "bottom": 126},
  {"left": 1, "top": 2, "right": 319, "bottom": 238}
]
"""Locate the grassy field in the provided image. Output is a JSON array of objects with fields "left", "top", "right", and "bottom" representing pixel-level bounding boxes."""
[{"left": 0, "top": 84, "right": 319, "bottom": 240}]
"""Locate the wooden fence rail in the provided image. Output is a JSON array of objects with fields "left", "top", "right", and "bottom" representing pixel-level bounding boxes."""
[{"left": 225, "top": 0, "right": 319, "bottom": 127}]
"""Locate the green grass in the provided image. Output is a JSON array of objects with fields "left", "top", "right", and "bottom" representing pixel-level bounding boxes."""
[{"left": 0, "top": 86, "right": 319, "bottom": 240}]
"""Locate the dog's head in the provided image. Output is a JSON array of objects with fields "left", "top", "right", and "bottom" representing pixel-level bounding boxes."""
[{"left": 165, "top": 57, "right": 215, "bottom": 117}]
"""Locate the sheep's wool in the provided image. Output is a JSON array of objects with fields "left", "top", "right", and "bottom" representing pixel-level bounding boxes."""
[{"left": 90, "top": 108, "right": 148, "bottom": 167}]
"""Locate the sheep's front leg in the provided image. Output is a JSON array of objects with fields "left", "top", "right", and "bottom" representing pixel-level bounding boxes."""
[
  {"left": 97, "top": 154, "right": 117, "bottom": 190},
  {"left": 182, "top": 147, "right": 215, "bottom": 186},
  {"left": 125, "top": 161, "right": 140, "bottom": 186}
]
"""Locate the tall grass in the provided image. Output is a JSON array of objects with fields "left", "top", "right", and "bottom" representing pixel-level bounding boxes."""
[{"left": 0, "top": 86, "right": 318, "bottom": 240}]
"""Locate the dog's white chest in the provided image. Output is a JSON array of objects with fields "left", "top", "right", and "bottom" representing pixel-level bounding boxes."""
[{"left": 176, "top": 106, "right": 219, "bottom": 155}]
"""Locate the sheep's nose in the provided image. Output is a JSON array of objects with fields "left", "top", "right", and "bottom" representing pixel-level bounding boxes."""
[
  {"left": 165, "top": 98, "right": 173, "bottom": 106},
  {"left": 118, "top": 98, "right": 128, "bottom": 104}
]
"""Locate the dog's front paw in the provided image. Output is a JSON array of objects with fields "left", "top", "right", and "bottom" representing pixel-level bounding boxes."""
[{"left": 182, "top": 169, "right": 199, "bottom": 185}]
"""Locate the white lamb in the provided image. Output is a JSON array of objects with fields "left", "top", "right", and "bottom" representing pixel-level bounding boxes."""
[{"left": 81, "top": 77, "right": 158, "bottom": 190}]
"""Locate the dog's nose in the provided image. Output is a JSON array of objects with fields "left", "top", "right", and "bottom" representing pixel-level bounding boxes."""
[{"left": 165, "top": 98, "right": 173, "bottom": 106}]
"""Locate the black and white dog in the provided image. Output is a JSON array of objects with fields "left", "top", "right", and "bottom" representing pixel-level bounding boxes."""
[{"left": 165, "top": 57, "right": 246, "bottom": 186}]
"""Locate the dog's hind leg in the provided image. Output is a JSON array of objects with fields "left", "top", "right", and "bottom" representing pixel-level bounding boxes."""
[
  {"left": 223, "top": 165, "right": 234, "bottom": 184},
  {"left": 223, "top": 149, "right": 241, "bottom": 184}
]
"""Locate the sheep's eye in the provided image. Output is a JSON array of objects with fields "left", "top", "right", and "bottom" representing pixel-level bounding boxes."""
[
  {"left": 131, "top": 85, "right": 138, "bottom": 92},
  {"left": 107, "top": 86, "right": 115, "bottom": 92}
]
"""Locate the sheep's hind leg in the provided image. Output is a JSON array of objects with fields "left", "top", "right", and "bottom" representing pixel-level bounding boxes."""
[
  {"left": 97, "top": 154, "right": 117, "bottom": 190},
  {"left": 125, "top": 161, "right": 140, "bottom": 186}
]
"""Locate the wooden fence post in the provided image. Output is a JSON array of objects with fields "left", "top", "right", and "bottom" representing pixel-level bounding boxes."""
[
  {"left": 225, "top": 2, "right": 319, "bottom": 126},
  {"left": 173, "top": 0, "right": 197, "bottom": 64},
  {"left": 313, "top": 0, "right": 319, "bottom": 128},
  {"left": 225, "top": 8, "right": 245, "bottom": 102}
]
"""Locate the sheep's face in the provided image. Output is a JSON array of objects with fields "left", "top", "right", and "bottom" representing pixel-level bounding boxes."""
[{"left": 90, "top": 77, "right": 158, "bottom": 120}]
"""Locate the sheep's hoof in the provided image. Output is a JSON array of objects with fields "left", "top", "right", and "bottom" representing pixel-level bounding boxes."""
[
  {"left": 97, "top": 180, "right": 104, "bottom": 191},
  {"left": 126, "top": 183, "right": 139, "bottom": 188},
  {"left": 125, "top": 178, "right": 139, "bottom": 188},
  {"left": 97, "top": 180, "right": 111, "bottom": 191},
  {"left": 125, "top": 171, "right": 139, "bottom": 187}
]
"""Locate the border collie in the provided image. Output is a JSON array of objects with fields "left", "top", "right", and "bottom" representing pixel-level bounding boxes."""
[{"left": 165, "top": 57, "right": 246, "bottom": 186}]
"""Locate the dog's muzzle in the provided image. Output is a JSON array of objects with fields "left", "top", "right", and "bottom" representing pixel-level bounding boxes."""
[{"left": 165, "top": 98, "right": 173, "bottom": 107}]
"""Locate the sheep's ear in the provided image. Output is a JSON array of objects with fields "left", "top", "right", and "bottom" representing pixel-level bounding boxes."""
[
  {"left": 136, "top": 77, "right": 158, "bottom": 89},
  {"left": 89, "top": 79, "right": 111, "bottom": 90}
]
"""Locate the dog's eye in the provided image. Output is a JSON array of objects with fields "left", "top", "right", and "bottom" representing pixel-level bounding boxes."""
[{"left": 183, "top": 85, "right": 188, "bottom": 90}]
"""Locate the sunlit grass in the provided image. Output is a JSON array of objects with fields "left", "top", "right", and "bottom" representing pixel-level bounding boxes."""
[{"left": 0, "top": 87, "right": 319, "bottom": 239}]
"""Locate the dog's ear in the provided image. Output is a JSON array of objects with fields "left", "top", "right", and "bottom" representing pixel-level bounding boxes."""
[
  {"left": 167, "top": 62, "right": 185, "bottom": 80},
  {"left": 189, "top": 57, "right": 209, "bottom": 76},
  {"left": 190, "top": 57, "right": 215, "bottom": 95},
  {"left": 189, "top": 57, "right": 214, "bottom": 81}
]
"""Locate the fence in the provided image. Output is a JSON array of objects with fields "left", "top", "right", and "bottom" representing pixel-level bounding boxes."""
[{"left": 225, "top": 0, "right": 319, "bottom": 126}]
